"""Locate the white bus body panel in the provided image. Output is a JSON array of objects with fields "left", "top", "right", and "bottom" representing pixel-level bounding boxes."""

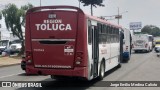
[
  {"left": 123, "top": 29, "right": 131, "bottom": 60},
  {"left": 132, "top": 34, "right": 152, "bottom": 51}
]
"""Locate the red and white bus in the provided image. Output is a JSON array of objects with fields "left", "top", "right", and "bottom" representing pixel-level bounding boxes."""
[{"left": 23, "top": 6, "right": 122, "bottom": 80}]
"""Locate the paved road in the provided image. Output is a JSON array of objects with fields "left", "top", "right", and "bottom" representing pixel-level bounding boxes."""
[{"left": 0, "top": 51, "right": 160, "bottom": 90}]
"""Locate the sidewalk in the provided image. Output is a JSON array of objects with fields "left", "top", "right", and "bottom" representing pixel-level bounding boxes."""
[{"left": 0, "top": 56, "right": 21, "bottom": 67}]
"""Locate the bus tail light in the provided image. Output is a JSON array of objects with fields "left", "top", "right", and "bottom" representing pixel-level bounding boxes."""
[
  {"left": 75, "top": 61, "right": 81, "bottom": 65},
  {"left": 132, "top": 44, "right": 134, "bottom": 48},
  {"left": 145, "top": 44, "right": 148, "bottom": 48},
  {"left": 75, "top": 52, "right": 83, "bottom": 65},
  {"left": 26, "top": 51, "right": 33, "bottom": 64},
  {"left": 126, "top": 46, "right": 128, "bottom": 50}
]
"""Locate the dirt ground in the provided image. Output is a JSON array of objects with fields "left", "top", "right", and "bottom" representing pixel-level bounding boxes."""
[{"left": 0, "top": 56, "right": 21, "bottom": 67}]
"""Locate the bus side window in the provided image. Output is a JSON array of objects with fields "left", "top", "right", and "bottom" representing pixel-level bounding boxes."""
[
  {"left": 116, "top": 28, "right": 119, "bottom": 42},
  {"left": 120, "top": 30, "right": 124, "bottom": 44},
  {"left": 107, "top": 26, "right": 111, "bottom": 43},
  {"left": 110, "top": 26, "right": 113, "bottom": 43},
  {"left": 121, "top": 31, "right": 124, "bottom": 39},
  {"left": 98, "top": 23, "right": 102, "bottom": 44},
  {"left": 104, "top": 25, "right": 107, "bottom": 43},
  {"left": 88, "top": 20, "right": 92, "bottom": 45},
  {"left": 113, "top": 27, "right": 116, "bottom": 43},
  {"left": 102, "top": 24, "right": 106, "bottom": 44},
  {"left": 9, "top": 41, "right": 12, "bottom": 45}
]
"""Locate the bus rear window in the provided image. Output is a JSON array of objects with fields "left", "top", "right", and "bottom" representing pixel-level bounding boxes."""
[{"left": 39, "top": 41, "right": 67, "bottom": 44}]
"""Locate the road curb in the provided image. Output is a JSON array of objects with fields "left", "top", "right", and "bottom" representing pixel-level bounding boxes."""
[{"left": 0, "top": 63, "right": 21, "bottom": 68}]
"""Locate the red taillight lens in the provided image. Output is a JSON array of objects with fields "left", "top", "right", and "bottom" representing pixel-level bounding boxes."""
[
  {"left": 126, "top": 46, "right": 128, "bottom": 50},
  {"left": 132, "top": 44, "right": 134, "bottom": 48},
  {"left": 26, "top": 51, "right": 33, "bottom": 64},
  {"left": 27, "top": 56, "right": 31, "bottom": 59},
  {"left": 145, "top": 44, "right": 148, "bottom": 48},
  {"left": 76, "top": 56, "right": 82, "bottom": 60},
  {"left": 75, "top": 52, "right": 83, "bottom": 65}
]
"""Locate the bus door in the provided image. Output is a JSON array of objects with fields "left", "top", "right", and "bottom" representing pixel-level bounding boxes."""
[
  {"left": 120, "top": 30, "right": 124, "bottom": 62},
  {"left": 92, "top": 26, "right": 99, "bottom": 78}
]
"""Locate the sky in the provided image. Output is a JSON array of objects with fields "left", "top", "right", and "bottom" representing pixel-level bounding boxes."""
[{"left": 0, "top": 0, "right": 160, "bottom": 38}]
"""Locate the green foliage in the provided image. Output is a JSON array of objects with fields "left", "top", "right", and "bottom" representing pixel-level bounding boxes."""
[
  {"left": 79, "top": 0, "right": 105, "bottom": 15},
  {"left": 2, "top": 4, "right": 19, "bottom": 36},
  {"left": 79, "top": 0, "right": 104, "bottom": 7},
  {"left": 1, "top": 3, "right": 33, "bottom": 54},
  {"left": 141, "top": 25, "right": 160, "bottom": 37},
  {"left": 21, "top": 3, "right": 33, "bottom": 27}
]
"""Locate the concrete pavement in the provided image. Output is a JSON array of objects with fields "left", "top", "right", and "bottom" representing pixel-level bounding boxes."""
[{"left": 0, "top": 51, "right": 160, "bottom": 90}]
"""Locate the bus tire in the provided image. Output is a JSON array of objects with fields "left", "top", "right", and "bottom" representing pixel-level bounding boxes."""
[
  {"left": 135, "top": 50, "right": 138, "bottom": 53},
  {"left": 117, "top": 63, "right": 121, "bottom": 68},
  {"left": 99, "top": 62, "right": 105, "bottom": 80},
  {"left": 21, "top": 61, "right": 26, "bottom": 70}
]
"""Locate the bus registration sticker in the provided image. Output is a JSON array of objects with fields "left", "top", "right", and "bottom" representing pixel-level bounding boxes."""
[{"left": 64, "top": 45, "right": 74, "bottom": 55}]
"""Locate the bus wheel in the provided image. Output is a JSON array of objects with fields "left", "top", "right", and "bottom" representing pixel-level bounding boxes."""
[
  {"left": 135, "top": 50, "right": 138, "bottom": 53},
  {"left": 117, "top": 63, "right": 121, "bottom": 68},
  {"left": 99, "top": 62, "right": 105, "bottom": 80}
]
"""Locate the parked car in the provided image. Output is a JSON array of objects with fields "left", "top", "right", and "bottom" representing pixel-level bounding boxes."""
[
  {"left": 0, "top": 40, "right": 10, "bottom": 55},
  {"left": 154, "top": 40, "right": 160, "bottom": 53},
  {"left": 9, "top": 39, "right": 22, "bottom": 55}
]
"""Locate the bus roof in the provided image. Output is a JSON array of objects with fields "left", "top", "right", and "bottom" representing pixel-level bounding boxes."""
[
  {"left": 86, "top": 14, "right": 122, "bottom": 28},
  {"left": 27, "top": 5, "right": 84, "bottom": 14},
  {"left": 27, "top": 5, "right": 122, "bottom": 29}
]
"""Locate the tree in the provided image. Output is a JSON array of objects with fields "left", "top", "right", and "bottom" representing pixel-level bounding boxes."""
[
  {"left": 0, "top": 12, "right": 2, "bottom": 28},
  {"left": 0, "top": 12, "right": 2, "bottom": 20},
  {"left": 141, "top": 25, "right": 160, "bottom": 37},
  {"left": 79, "top": 0, "right": 105, "bottom": 16},
  {"left": 2, "top": 3, "right": 33, "bottom": 55}
]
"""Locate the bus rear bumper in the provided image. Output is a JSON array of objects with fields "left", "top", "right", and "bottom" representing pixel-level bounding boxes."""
[
  {"left": 132, "top": 48, "right": 148, "bottom": 51},
  {"left": 26, "top": 66, "right": 87, "bottom": 78}
]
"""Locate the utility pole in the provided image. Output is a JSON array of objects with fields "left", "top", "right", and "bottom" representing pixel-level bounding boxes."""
[
  {"left": 115, "top": 7, "right": 122, "bottom": 25},
  {"left": 115, "top": 7, "right": 121, "bottom": 25},
  {"left": 79, "top": 0, "right": 81, "bottom": 8},
  {"left": 101, "top": 8, "right": 128, "bottom": 23},
  {"left": 118, "top": 7, "right": 120, "bottom": 25},
  {"left": 115, "top": 7, "right": 127, "bottom": 25},
  {"left": 40, "top": 0, "right": 41, "bottom": 6}
]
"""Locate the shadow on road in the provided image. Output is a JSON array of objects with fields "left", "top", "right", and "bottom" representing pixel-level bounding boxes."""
[
  {"left": 16, "top": 66, "right": 120, "bottom": 90},
  {"left": 18, "top": 73, "right": 48, "bottom": 76}
]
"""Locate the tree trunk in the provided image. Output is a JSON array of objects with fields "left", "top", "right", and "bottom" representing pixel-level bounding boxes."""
[
  {"left": 91, "top": 4, "right": 93, "bottom": 16},
  {"left": 19, "top": 40, "right": 25, "bottom": 56}
]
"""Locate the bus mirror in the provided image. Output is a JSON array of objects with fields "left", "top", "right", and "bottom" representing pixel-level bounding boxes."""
[
  {"left": 123, "top": 40, "right": 125, "bottom": 44},
  {"left": 121, "top": 32, "right": 124, "bottom": 39},
  {"left": 9, "top": 42, "right": 12, "bottom": 45},
  {"left": 91, "top": 20, "right": 97, "bottom": 26}
]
